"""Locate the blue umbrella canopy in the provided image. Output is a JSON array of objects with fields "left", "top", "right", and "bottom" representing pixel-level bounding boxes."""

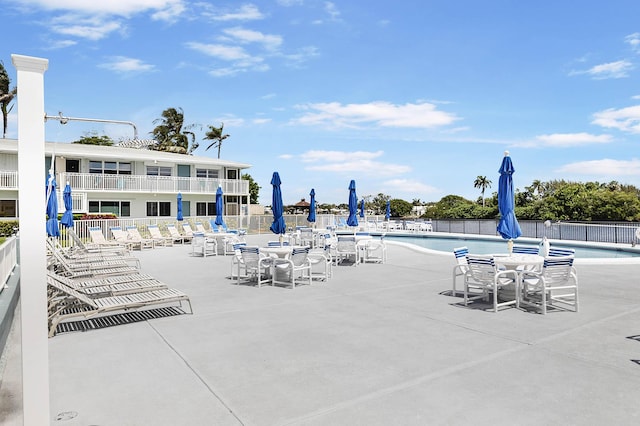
[
  {"left": 359, "top": 198, "right": 365, "bottom": 218},
  {"left": 346, "top": 180, "right": 359, "bottom": 227},
  {"left": 214, "top": 186, "right": 226, "bottom": 227},
  {"left": 385, "top": 200, "right": 391, "bottom": 220},
  {"left": 176, "top": 192, "right": 183, "bottom": 221},
  {"left": 45, "top": 172, "right": 60, "bottom": 237},
  {"left": 497, "top": 151, "right": 522, "bottom": 240},
  {"left": 269, "top": 172, "right": 286, "bottom": 235},
  {"left": 60, "top": 183, "right": 74, "bottom": 228},
  {"left": 307, "top": 188, "right": 316, "bottom": 223}
]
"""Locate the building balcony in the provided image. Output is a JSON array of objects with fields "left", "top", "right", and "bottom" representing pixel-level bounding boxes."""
[{"left": 58, "top": 172, "right": 248, "bottom": 196}]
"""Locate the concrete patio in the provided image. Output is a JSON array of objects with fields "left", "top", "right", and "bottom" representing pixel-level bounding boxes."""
[{"left": 1, "top": 234, "right": 640, "bottom": 425}]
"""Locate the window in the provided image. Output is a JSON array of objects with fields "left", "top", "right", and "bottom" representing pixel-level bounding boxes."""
[
  {"left": 196, "top": 202, "right": 215, "bottom": 216},
  {"left": 196, "top": 168, "right": 219, "bottom": 178},
  {"left": 89, "top": 160, "right": 131, "bottom": 175},
  {"left": 147, "top": 166, "right": 172, "bottom": 176},
  {"left": 88, "top": 201, "right": 130, "bottom": 216},
  {"left": 0, "top": 200, "right": 17, "bottom": 217},
  {"left": 226, "top": 169, "right": 237, "bottom": 179},
  {"left": 147, "top": 201, "right": 171, "bottom": 217}
]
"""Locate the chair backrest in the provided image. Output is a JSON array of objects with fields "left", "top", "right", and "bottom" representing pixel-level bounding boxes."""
[
  {"left": 147, "top": 225, "right": 162, "bottom": 238},
  {"left": 195, "top": 222, "right": 206, "bottom": 232},
  {"left": 126, "top": 226, "right": 144, "bottom": 239},
  {"left": 541, "top": 256, "right": 574, "bottom": 284},
  {"left": 291, "top": 247, "right": 310, "bottom": 266},
  {"left": 110, "top": 227, "right": 128, "bottom": 241},
  {"left": 465, "top": 254, "right": 496, "bottom": 283},
  {"left": 166, "top": 224, "right": 181, "bottom": 237},
  {"left": 89, "top": 226, "right": 108, "bottom": 244},
  {"left": 337, "top": 236, "right": 356, "bottom": 252},
  {"left": 240, "top": 246, "right": 261, "bottom": 266},
  {"left": 181, "top": 223, "right": 194, "bottom": 236},
  {"left": 268, "top": 241, "right": 290, "bottom": 247},
  {"left": 453, "top": 246, "right": 469, "bottom": 265},
  {"left": 512, "top": 245, "right": 539, "bottom": 255},
  {"left": 547, "top": 247, "right": 575, "bottom": 257},
  {"left": 208, "top": 219, "right": 220, "bottom": 232}
]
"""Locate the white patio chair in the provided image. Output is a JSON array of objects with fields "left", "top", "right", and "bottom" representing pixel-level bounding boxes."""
[
  {"left": 230, "top": 242, "right": 248, "bottom": 280},
  {"left": 363, "top": 238, "right": 387, "bottom": 263},
  {"left": 451, "top": 246, "right": 469, "bottom": 297},
  {"left": 335, "top": 236, "right": 359, "bottom": 266},
  {"left": 308, "top": 246, "right": 332, "bottom": 281},
  {"left": 191, "top": 232, "right": 217, "bottom": 257},
  {"left": 463, "top": 254, "right": 519, "bottom": 312},
  {"left": 272, "top": 247, "right": 312, "bottom": 289},
  {"left": 512, "top": 245, "right": 539, "bottom": 255},
  {"left": 520, "top": 256, "right": 578, "bottom": 314},
  {"left": 238, "top": 246, "right": 271, "bottom": 287}
]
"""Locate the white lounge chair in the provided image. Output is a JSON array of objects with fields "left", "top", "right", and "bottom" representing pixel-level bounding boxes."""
[
  {"left": 166, "top": 224, "right": 189, "bottom": 244},
  {"left": 147, "top": 224, "right": 174, "bottom": 247},
  {"left": 125, "top": 226, "right": 155, "bottom": 249}
]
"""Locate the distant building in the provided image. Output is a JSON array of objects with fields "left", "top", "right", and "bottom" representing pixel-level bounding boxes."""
[{"left": 0, "top": 138, "right": 251, "bottom": 219}]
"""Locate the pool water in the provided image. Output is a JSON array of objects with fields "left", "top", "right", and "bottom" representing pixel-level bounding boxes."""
[{"left": 384, "top": 235, "right": 640, "bottom": 259}]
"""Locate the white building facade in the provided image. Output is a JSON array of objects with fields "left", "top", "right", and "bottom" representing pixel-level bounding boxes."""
[{"left": 0, "top": 138, "right": 251, "bottom": 219}]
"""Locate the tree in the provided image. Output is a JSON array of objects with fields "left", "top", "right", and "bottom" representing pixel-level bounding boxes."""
[
  {"left": 72, "top": 133, "right": 114, "bottom": 146},
  {"left": 370, "top": 193, "right": 391, "bottom": 214},
  {"left": 241, "top": 173, "right": 260, "bottom": 204},
  {"left": 150, "top": 107, "right": 199, "bottom": 154},
  {"left": 389, "top": 198, "right": 413, "bottom": 217},
  {"left": 473, "top": 175, "right": 492, "bottom": 207},
  {"left": 0, "top": 61, "right": 17, "bottom": 138},
  {"left": 203, "top": 123, "right": 230, "bottom": 159}
]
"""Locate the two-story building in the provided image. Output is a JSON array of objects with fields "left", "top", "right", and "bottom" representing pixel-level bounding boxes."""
[{"left": 0, "top": 138, "right": 251, "bottom": 219}]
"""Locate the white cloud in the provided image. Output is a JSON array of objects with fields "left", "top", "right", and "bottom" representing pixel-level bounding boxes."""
[
  {"left": 570, "top": 60, "right": 633, "bottom": 79},
  {"left": 222, "top": 27, "right": 283, "bottom": 51},
  {"left": 534, "top": 132, "right": 613, "bottom": 147},
  {"left": 45, "top": 39, "right": 77, "bottom": 49},
  {"left": 324, "top": 2, "right": 341, "bottom": 21},
  {"left": 299, "top": 150, "right": 411, "bottom": 176},
  {"left": 383, "top": 179, "right": 439, "bottom": 195},
  {"left": 210, "top": 4, "right": 264, "bottom": 21},
  {"left": 277, "top": 0, "right": 303, "bottom": 6},
  {"left": 186, "top": 42, "right": 251, "bottom": 61},
  {"left": 99, "top": 56, "right": 155, "bottom": 73},
  {"left": 252, "top": 118, "right": 272, "bottom": 124},
  {"left": 293, "top": 101, "right": 459, "bottom": 129},
  {"left": 50, "top": 15, "right": 124, "bottom": 40},
  {"left": 592, "top": 105, "right": 640, "bottom": 133},
  {"left": 625, "top": 32, "right": 640, "bottom": 53},
  {"left": 558, "top": 158, "right": 640, "bottom": 176},
  {"left": 12, "top": 0, "right": 185, "bottom": 19}
]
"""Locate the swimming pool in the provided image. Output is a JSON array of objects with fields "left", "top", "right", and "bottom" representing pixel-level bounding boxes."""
[{"left": 383, "top": 234, "right": 640, "bottom": 259}]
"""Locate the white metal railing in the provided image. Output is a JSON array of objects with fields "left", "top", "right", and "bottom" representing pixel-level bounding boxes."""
[
  {"left": 58, "top": 172, "right": 248, "bottom": 196},
  {"left": 55, "top": 191, "right": 86, "bottom": 213},
  {"left": 0, "top": 236, "right": 18, "bottom": 295},
  {"left": 0, "top": 171, "right": 18, "bottom": 189}
]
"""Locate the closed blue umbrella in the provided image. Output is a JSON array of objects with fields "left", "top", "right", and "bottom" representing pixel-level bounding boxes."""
[
  {"left": 46, "top": 172, "right": 59, "bottom": 237},
  {"left": 60, "top": 182, "right": 74, "bottom": 228},
  {"left": 307, "top": 188, "right": 316, "bottom": 224},
  {"left": 346, "top": 180, "right": 358, "bottom": 227},
  {"left": 385, "top": 200, "right": 391, "bottom": 220},
  {"left": 269, "top": 172, "right": 286, "bottom": 236},
  {"left": 215, "top": 186, "right": 225, "bottom": 227},
  {"left": 176, "top": 192, "right": 183, "bottom": 221},
  {"left": 359, "top": 198, "right": 365, "bottom": 218},
  {"left": 497, "top": 151, "right": 522, "bottom": 244}
]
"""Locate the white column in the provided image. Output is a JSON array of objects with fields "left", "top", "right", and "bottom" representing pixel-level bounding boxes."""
[{"left": 11, "top": 54, "right": 50, "bottom": 426}]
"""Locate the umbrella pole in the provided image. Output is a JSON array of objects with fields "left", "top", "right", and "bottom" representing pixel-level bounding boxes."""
[{"left": 507, "top": 239, "right": 514, "bottom": 254}]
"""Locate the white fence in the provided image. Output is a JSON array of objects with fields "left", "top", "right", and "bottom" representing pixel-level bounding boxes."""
[{"left": 0, "top": 237, "right": 18, "bottom": 295}]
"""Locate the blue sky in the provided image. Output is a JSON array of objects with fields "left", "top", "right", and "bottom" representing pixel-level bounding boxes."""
[{"left": 3, "top": 0, "right": 640, "bottom": 206}]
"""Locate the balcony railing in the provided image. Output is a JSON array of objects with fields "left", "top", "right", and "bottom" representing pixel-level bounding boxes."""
[
  {"left": 0, "top": 171, "right": 18, "bottom": 189},
  {"left": 58, "top": 172, "right": 248, "bottom": 195}
]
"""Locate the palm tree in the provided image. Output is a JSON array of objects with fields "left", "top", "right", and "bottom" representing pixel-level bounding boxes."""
[
  {"left": 150, "top": 107, "right": 199, "bottom": 154},
  {"left": 0, "top": 61, "right": 17, "bottom": 138},
  {"left": 203, "top": 123, "right": 230, "bottom": 159},
  {"left": 474, "top": 176, "right": 492, "bottom": 207}
]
